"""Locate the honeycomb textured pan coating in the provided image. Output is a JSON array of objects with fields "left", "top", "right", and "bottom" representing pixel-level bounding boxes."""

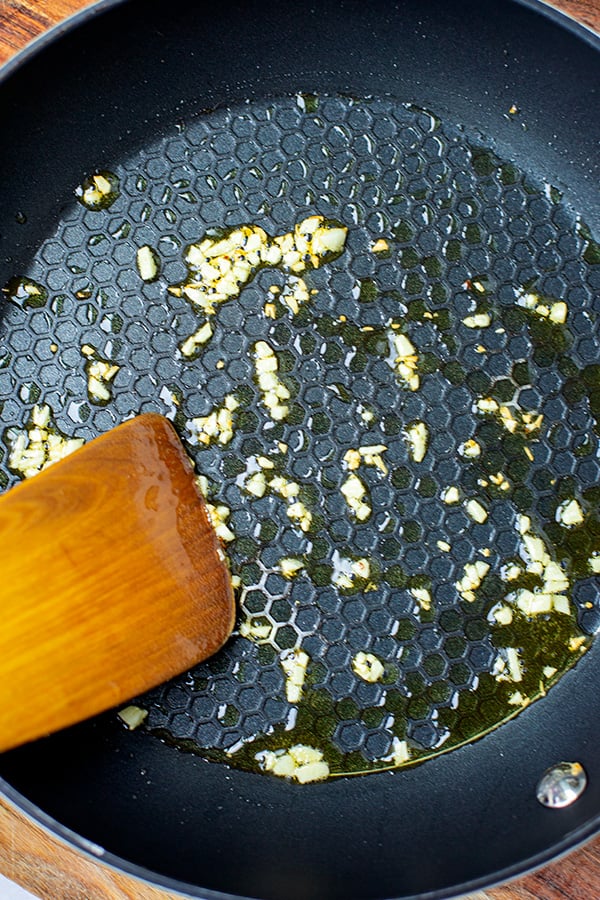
[{"left": 1, "top": 95, "right": 599, "bottom": 777}]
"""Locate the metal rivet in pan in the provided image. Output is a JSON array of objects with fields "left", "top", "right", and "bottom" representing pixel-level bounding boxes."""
[{"left": 536, "top": 761, "right": 587, "bottom": 809}]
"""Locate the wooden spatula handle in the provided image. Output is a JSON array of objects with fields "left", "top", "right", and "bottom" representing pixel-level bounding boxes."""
[{"left": 0, "top": 413, "right": 234, "bottom": 752}]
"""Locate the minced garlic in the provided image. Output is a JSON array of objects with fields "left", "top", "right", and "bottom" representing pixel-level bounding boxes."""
[
  {"left": 502, "top": 514, "right": 571, "bottom": 616},
  {"left": 279, "top": 557, "right": 304, "bottom": 579},
  {"left": 405, "top": 421, "right": 429, "bottom": 463},
  {"left": 459, "top": 438, "right": 481, "bottom": 458},
  {"left": 254, "top": 340, "right": 290, "bottom": 421},
  {"left": 341, "top": 473, "right": 371, "bottom": 521},
  {"left": 441, "top": 485, "right": 460, "bottom": 505},
  {"left": 280, "top": 649, "right": 310, "bottom": 703},
  {"left": 391, "top": 738, "right": 410, "bottom": 765},
  {"left": 81, "top": 345, "right": 119, "bottom": 403},
  {"left": 7, "top": 404, "right": 84, "bottom": 479},
  {"left": 465, "top": 498, "right": 488, "bottom": 524},
  {"left": 343, "top": 444, "right": 388, "bottom": 475},
  {"left": 556, "top": 498, "right": 584, "bottom": 528},
  {"left": 331, "top": 555, "right": 371, "bottom": 590},
  {"left": 245, "top": 471, "right": 267, "bottom": 498},
  {"left": 280, "top": 276, "right": 312, "bottom": 314},
  {"left": 269, "top": 474, "right": 312, "bottom": 532},
  {"left": 410, "top": 587, "right": 432, "bottom": 611},
  {"left": 136, "top": 245, "right": 160, "bottom": 282},
  {"left": 389, "top": 331, "right": 420, "bottom": 391},
  {"left": 118, "top": 705, "right": 148, "bottom": 730},
  {"left": 517, "top": 291, "right": 568, "bottom": 325},
  {"left": 171, "top": 216, "right": 347, "bottom": 316},
  {"left": 455, "top": 561, "right": 490, "bottom": 603},
  {"left": 205, "top": 502, "right": 235, "bottom": 542},
  {"left": 371, "top": 238, "right": 390, "bottom": 255},
  {"left": 462, "top": 313, "right": 491, "bottom": 328},
  {"left": 256, "top": 744, "right": 329, "bottom": 783},
  {"left": 589, "top": 554, "right": 600, "bottom": 574},
  {"left": 240, "top": 618, "right": 275, "bottom": 643},
  {"left": 475, "top": 397, "right": 542, "bottom": 435},
  {"left": 186, "top": 394, "right": 239, "bottom": 447},
  {"left": 180, "top": 321, "right": 213, "bottom": 357},
  {"left": 352, "top": 651, "right": 384, "bottom": 683}
]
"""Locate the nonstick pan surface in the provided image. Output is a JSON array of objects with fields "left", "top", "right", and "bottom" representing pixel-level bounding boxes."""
[{"left": 0, "top": 1, "right": 599, "bottom": 898}]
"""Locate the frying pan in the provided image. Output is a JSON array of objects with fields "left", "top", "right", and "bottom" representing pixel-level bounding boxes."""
[{"left": 0, "top": 1, "right": 599, "bottom": 898}]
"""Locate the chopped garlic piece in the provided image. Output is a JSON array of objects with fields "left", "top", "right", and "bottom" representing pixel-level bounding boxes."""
[
  {"left": 462, "top": 313, "right": 491, "bottom": 328},
  {"left": 343, "top": 444, "right": 388, "bottom": 475},
  {"left": 171, "top": 216, "right": 347, "bottom": 317},
  {"left": 437, "top": 540, "right": 451, "bottom": 552},
  {"left": 332, "top": 555, "right": 371, "bottom": 590},
  {"left": 405, "top": 421, "right": 429, "bottom": 463},
  {"left": 506, "top": 647, "right": 523, "bottom": 683},
  {"left": 489, "top": 472, "right": 510, "bottom": 491},
  {"left": 281, "top": 276, "right": 311, "bottom": 314},
  {"left": 477, "top": 397, "right": 498, "bottom": 414},
  {"left": 389, "top": 331, "right": 420, "bottom": 391},
  {"left": 254, "top": 340, "right": 290, "bottom": 421},
  {"left": 465, "top": 498, "right": 488, "bottom": 524},
  {"left": 459, "top": 438, "right": 481, "bottom": 458},
  {"left": 180, "top": 321, "right": 213, "bottom": 357},
  {"left": 352, "top": 651, "right": 384, "bottom": 683},
  {"left": 206, "top": 502, "right": 235, "bottom": 542},
  {"left": 118, "top": 705, "right": 148, "bottom": 730},
  {"left": 82, "top": 346, "right": 120, "bottom": 403},
  {"left": 245, "top": 472, "right": 267, "bottom": 498},
  {"left": 280, "top": 649, "right": 310, "bottom": 703},
  {"left": 548, "top": 301, "right": 568, "bottom": 324},
  {"left": 517, "top": 291, "right": 568, "bottom": 325},
  {"left": 257, "top": 745, "right": 329, "bottom": 783},
  {"left": 279, "top": 557, "right": 304, "bottom": 578},
  {"left": 391, "top": 738, "right": 410, "bottom": 765},
  {"left": 371, "top": 238, "right": 390, "bottom": 255},
  {"left": 186, "top": 394, "right": 239, "bottom": 447},
  {"left": 505, "top": 515, "right": 571, "bottom": 616},
  {"left": 286, "top": 500, "right": 313, "bottom": 532},
  {"left": 410, "top": 587, "right": 432, "bottom": 610},
  {"left": 456, "top": 561, "right": 490, "bottom": 602},
  {"left": 341, "top": 473, "right": 371, "bottom": 521},
  {"left": 556, "top": 498, "right": 584, "bottom": 528},
  {"left": 476, "top": 397, "right": 543, "bottom": 435},
  {"left": 7, "top": 405, "right": 84, "bottom": 479},
  {"left": 493, "top": 605, "right": 513, "bottom": 625},
  {"left": 267, "top": 474, "right": 312, "bottom": 532},
  {"left": 441, "top": 485, "right": 460, "bottom": 505},
  {"left": 240, "top": 619, "right": 274, "bottom": 642},
  {"left": 136, "top": 245, "right": 160, "bottom": 282},
  {"left": 508, "top": 691, "right": 526, "bottom": 706},
  {"left": 589, "top": 554, "right": 600, "bottom": 574},
  {"left": 75, "top": 171, "right": 118, "bottom": 209}
]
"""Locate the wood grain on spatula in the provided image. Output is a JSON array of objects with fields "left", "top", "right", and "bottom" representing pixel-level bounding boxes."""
[{"left": 0, "top": 413, "right": 235, "bottom": 753}]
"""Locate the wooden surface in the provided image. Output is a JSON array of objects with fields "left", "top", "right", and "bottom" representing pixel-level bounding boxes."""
[
  {"left": 0, "top": 413, "right": 234, "bottom": 753},
  {"left": 0, "top": 1, "right": 599, "bottom": 899}
]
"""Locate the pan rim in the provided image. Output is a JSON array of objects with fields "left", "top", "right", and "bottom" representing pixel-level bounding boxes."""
[
  {"left": 0, "top": 0, "right": 598, "bottom": 89},
  {"left": 3, "top": 771, "right": 600, "bottom": 900},
  {"left": 0, "top": 0, "right": 599, "bottom": 898}
]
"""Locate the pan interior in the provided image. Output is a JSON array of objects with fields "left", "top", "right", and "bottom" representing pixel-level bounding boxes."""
[{"left": 1, "top": 93, "right": 599, "bottom": 783}]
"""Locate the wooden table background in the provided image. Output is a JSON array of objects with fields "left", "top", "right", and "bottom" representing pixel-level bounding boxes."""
[{"left": 0, "top": 0, "right": 598, "bottom": 898}]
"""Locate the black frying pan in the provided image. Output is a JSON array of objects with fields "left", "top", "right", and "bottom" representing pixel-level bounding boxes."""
[{"left": 0, "top": 1, "right": 599, "bottom": 898}]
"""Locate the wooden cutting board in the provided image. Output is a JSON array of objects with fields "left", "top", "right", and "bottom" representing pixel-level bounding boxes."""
[{"left": 0, "top": 1, "right": 599, "bottom": 898}]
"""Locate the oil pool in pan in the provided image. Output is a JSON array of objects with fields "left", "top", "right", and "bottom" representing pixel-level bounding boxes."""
[{"left": 1, "top": 94, "right": 599, "bottom": 783}]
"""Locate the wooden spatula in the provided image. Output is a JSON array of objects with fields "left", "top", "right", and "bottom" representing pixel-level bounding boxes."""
[{"left": 0, "top": 413, "right": 235, "bottom": 753}]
